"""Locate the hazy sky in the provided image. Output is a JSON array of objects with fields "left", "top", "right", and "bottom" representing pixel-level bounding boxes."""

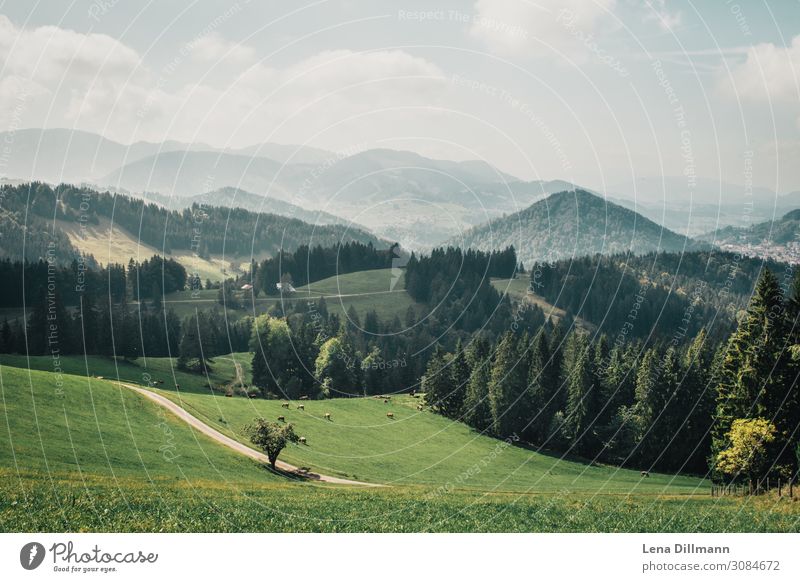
[{"left": 1, "top": 0, "right": 799, "bottom": 193}]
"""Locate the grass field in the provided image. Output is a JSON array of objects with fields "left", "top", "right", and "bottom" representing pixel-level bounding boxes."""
[
  {"left": 3, "top": 471, "right": 799, "bottom": 532},
  {"left": 3, "top": 354, "right": 702, "bottom": 494},
  {"left": 2, "top": 357, "right": 799, "bottom": 532},
  {"left": 0, "top": 365, "right": 279, "bottom": 483},
  {"left": 157, "top": 268, "right": 418, "bottom": 321}
]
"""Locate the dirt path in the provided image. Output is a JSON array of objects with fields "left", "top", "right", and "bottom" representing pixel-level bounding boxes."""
[{"left": 119, "top": 382, "right": 382, "bottom": 487}]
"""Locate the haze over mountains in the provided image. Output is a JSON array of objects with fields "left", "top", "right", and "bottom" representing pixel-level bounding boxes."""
[
  {"left": 450, "top": 189, "right": 704, "bottom": 266},
  {"left": 608, "top": 176, "right": 800, "bottom": 237},
  {"left": 2, "top": 128, "right": 798, "bottom": 259}
]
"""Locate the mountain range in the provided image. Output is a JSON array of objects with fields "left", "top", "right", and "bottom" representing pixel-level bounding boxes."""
[{"left": 2, "top": 129, "right": 798, "bottom": 259}]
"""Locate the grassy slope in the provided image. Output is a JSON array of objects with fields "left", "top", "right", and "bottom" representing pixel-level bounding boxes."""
[
  {"left": 156, "top": 389, "right": 704, "bottom": 494},
  {"left": 0, "top": 365, "right": 280, "bottom": 484},
  {"left": 2, "top": 354, "right": 702, "bottom": 494},
  {"left": 1, "top": 360, "right": 799, "bottom": 532},
  {"left": 57, "top": 217, "right": 254, "bottom": 281},
  {"left": 158, "top": 268, "right": 417, "bottom": 321}
]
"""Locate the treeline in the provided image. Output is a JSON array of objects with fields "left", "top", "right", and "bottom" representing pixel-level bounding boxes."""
[
  {"left": 247, "top": 249, "right": 544, "bottom": 400},
  {"left": 0, "top": 182, "right": 384, "bottom": 264},
  {"left": 248, "top": 299, "right": 547, "bottom": 401},
  {"left": 0, "top": 257, "right": 247, "bottom": 364},
  {"left": 404, "top": 246, "right": 518, "bottom": 333},
  {"left": 424, "top": 267, "right": 800, "bottom": 481},
  {"left": 1, "top": 298, "right": 250, "bottom": 362},
  {"left": 252, "top": 242, "right": 398, "bottom": 295},
  {"left": 422, "top": 325, "right": 715, "bottom": 473},
  {"left": 0, "top": 256, "right": 186, "bottom": 307},
  {"left": 529, "top": 251, "right": 789, "bottom": 339}
]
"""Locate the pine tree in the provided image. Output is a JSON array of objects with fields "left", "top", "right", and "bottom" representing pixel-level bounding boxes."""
[
  {"left": 681, "top": 329, "right": 716, "bottom": 472},
  {"left": 527, "top": 331, "right": 555, "bottom": 443},
  {"left": 463, "top": 338, "right": 493, "bottom": 431},
  {"left": 422, "top": 345, "right": 453, "bottom": 415},
  {"left": 0, "top": 319, "right": 8, "bottom": 353},
  {"left": 488, "top": 332, "right": 528, "bottom": 438},
  {"left": 447, "top": 340, "right": 470, "bottom": 419},
  {"left": 564, "top": 332, "right": 598, "bottom": 456}
]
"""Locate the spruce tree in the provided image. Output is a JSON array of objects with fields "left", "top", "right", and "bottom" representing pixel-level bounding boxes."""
[
  {"left": 564, "top": 332, "right": 597, "bottom": 456},
  {"left": 422, "top": 345, "right": 452, "bottom": 415},
  {"left": 527, "top": 331, "right": 555, "bottom": 443},
  {"left": 0, "top": 319, "right": 8, "bottom": 353},
  {"left": 447, "top": 340, "right": 470, "bottom": 419},
  {"left": 681, "top": 329, "right": 715, "bottom": 472},
  {"left": 488, "top": 331, "right": 528, "bottom": 438},
  {"left": 463, "top": 338, "right": 493, "bottom": 431}
]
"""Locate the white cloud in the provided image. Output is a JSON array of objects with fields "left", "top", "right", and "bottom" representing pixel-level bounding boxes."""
[
  {"left": 159, "top": 49, "right": 447, "bottom": 146},
  {"left": 188, "top": 32, "right": 256, "bottom": 65},
  {"left": 0, "top": 14, "right": 146, "bottom": 131},
  {"left": 469, "top": 0, "right": 616, "bottom": 59},
  {"left": 642, "top": 0, "right": 682, "bottom": 32},
  {"left": 728, "top": 35, "right": 800, "bottom": 103},
  {"left": 0, "top": 14, "right": 448, "bottom": 148}
]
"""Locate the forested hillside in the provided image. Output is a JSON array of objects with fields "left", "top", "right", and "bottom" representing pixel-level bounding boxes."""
[
  {"left": 452, "top": 189, "right": 703, "bottom": 265},
  {"left": 529, "top": 251, "right": 790, "bottom": 339},
  {"left": 0, "top": 183, "right": 385, "bottom": 265},
  {"left": 701, "top": 208, "right": 800, "bottom": 245}
]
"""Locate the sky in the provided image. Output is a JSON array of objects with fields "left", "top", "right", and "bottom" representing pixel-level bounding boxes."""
[{"left": 1, "top": 0, "right": 799, "bottom": 193}]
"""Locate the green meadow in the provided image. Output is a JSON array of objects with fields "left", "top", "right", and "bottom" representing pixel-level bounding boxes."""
[
  {"left": 1, "top": 356, "right": 799, "bottom": 532},
  {"left": 157, "top": 268, "right": 418, "bottom": 321}
]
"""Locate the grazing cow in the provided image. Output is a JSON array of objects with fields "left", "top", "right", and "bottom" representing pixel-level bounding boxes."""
[
  {"left": 383, "top": 399, "right": 389, "bottom": 404},
  {"left": 386, "top": 412, "right": 395, "bottom": 419},
  {"left": 410, "top": 389, "right": 416, "bottom": 396},
  {"left": 277, "top": 415, "right": 285, "bottom": 422},
  {"left": 297, "top": 404, "right": 305, "bottom": 411},
  {"left": 641, "top": 471, "right": 649, "bottom": 478},
  {"left": 324, "top": 413, "right": 331, "bottom": 421},
  {"left": 281, "top": 402, "right": 290, "bottom": 409},
  {"left": 417, "top": 404, "right": 423, "bottom": 411},
  {"left": 299, "top": 437, "right": 307, "bottom": 445}
]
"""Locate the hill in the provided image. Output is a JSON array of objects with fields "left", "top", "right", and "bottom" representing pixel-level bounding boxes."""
[
  {"left": 4, "top": 359, "right": 800, "bottom": 532},
  {"left": 179, "top": 187, "right": 350, "bottom": 227},
  {"left": 450, "top": 189, "right": 701, "bottom": 265},
  {"left": 698, "top": 209, "right": 800, "bottom": 264},
  {"left": 0, "top": 364, "right": 279, "bottom": 483},
  {"left": 0, "top": 183, "right": 386, "bottom": 275},
  {"left": 701, "top": 208, "right": 800, "bottom": 245},
  {"left": 0, "top": 355, "right": 701, "bottom": 494}
]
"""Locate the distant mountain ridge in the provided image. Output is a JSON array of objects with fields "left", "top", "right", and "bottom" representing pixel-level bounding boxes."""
[
  {"left": 701, "top": 208, "right": 800, "bottom": 246},
  {"left": 449, "top": 189, "right": 703, "bottom": 265},
  {"left": 0, "top": 128, "right": 332, "bottom": 186}
]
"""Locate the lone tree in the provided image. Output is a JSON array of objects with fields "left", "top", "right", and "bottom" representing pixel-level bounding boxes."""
[{"left": 244, "top": 418, "right": 300, "bottom": 470}]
